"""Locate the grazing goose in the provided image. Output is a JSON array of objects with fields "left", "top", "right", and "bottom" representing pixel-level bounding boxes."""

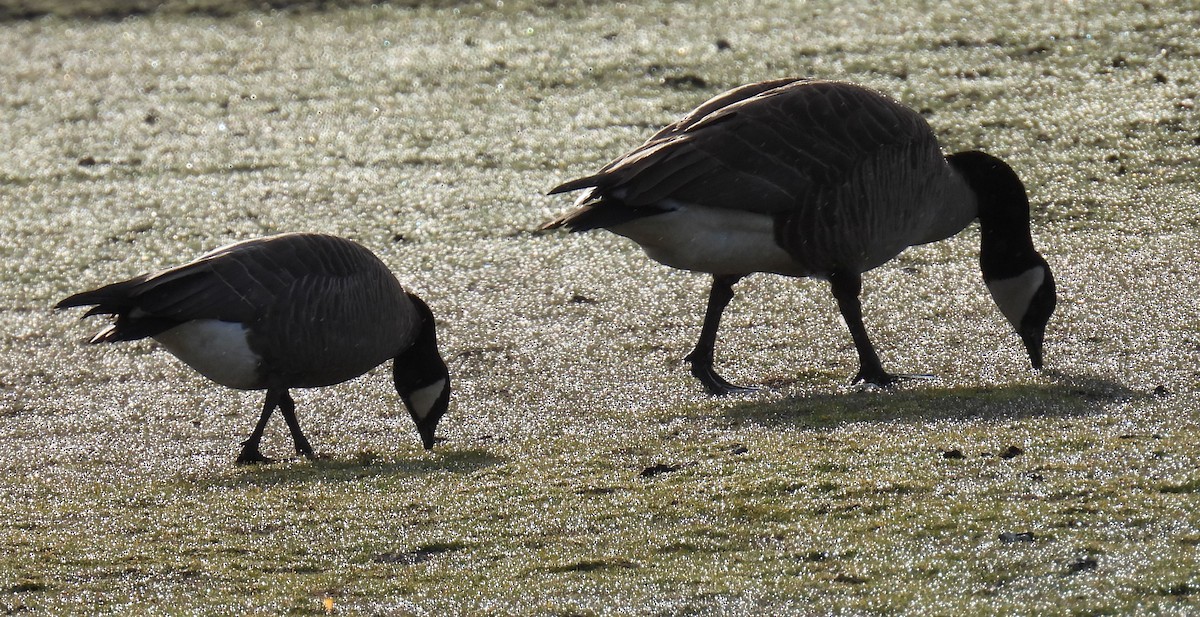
[
  {"left": 544, "top": 78, "right": 1057, "bottom": 394},
  {"left": 56, "top": 232, "right": 450, "bottom": 463}
]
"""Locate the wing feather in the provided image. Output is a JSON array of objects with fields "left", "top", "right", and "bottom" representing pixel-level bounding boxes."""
[
  {"left": 59, "top": 233, "right": 394, "bottom": 335},
  {"left": 545, "top": 80, "right": 935, "bottom": 228}
]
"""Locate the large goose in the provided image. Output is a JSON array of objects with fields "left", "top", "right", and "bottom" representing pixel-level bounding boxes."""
[
  {"left": 545, "top": 78, "right": 1057, "bottom": 394},
  {"left": 56, "top": 232, "right": 451, "bottom": 463}
]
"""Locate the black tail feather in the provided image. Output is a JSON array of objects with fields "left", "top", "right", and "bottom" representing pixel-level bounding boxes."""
[
  {"left": 81, "top": 313, "right": 181, "bottom": 343},
  {"left": 55, "top": 278, "right": 141, "bottom": 311},
  {"left": 57, "top": 279, "right": 181, "bottom": 343},
  {"left": 542, "top": 201, "right": 669, "bottom": 232}
]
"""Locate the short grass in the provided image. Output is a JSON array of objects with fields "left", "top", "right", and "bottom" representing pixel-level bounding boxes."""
[{"left": 1, "top": 0, "right": 1199, "bottom": 614}]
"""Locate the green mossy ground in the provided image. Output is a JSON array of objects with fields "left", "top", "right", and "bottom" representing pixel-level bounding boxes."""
[{"left": 1, "top": 0, "right": 1198, "bottom": 613}]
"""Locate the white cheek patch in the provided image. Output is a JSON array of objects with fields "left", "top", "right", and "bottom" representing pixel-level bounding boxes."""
[
  {"left": 407, "top": 378, "right": 446, "bottom": 419},
  {"left": 986, "top": 267, "right": 1045, "bottom": 330},
  {"left": 154, "top": 320, "right": 261, "bottom": 390}
]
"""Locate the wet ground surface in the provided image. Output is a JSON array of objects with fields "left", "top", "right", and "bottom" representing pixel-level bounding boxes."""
[{"left": 1, "top": 0, "right": 1199, "bottom": 613}]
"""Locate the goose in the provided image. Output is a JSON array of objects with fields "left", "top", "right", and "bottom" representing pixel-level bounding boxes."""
[
  {"left": 56, "top": 232, "right": 451, "bottom": 463},
  {"left": 544, "top": 78, "right": 1057, "bottom": 394}
]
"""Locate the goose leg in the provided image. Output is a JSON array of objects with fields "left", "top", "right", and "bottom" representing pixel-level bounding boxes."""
[
  {"left": 276, "top": 390, "right": 315, "bottom": 459},
  {"left": 828, "top": 272, "right": 898, "bottom": 387},
  {"left": 684, "top": 274, "right": 755, "bottom": 395},
  {"left": 237, "top": 388, "right": 283, "bottom": 465}
]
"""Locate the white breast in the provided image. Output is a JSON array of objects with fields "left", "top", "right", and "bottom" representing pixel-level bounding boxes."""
[
  {"left": 608, "top": 204, "right": 808, "bottom": 276},
  {"left": 153, "top": 320, "right": 262, "bottom": 390}
]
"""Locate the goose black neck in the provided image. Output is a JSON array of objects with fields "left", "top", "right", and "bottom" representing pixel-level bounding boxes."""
[
  {"left": 393, "top": 293, "right": 449, "bottom": 391},
  {"left": 948, "top": 150, "right": 1042, "bottom": 280}
]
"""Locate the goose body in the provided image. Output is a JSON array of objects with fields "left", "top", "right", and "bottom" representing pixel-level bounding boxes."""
[
  {"left": 545, "top": 78, "right": 1057, "bottom": 393},
  {"left": 57, "top": 232, "right": 450, "bottom": 462}
]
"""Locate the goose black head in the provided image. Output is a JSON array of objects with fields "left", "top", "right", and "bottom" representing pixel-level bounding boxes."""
[
  {"left": 948, "top": 150, "right": 1058, "bottom": 370},
  {"left": 393, "top": 293, "right": 451, "bottom": 450}
]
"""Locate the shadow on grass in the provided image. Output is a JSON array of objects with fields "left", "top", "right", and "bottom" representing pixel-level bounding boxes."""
[
  {"left": 721, "top": 371, "right": 1138, "bottom": 430},
  {"left": 209, "top": 447, "right": 505, "bottom": 488}
]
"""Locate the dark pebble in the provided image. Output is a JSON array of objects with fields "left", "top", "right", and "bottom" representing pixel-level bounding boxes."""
[
  {"left": 999, "top": 531, "right": 1035, "bottom": 543},
  {"left": 942, "top": 449, "right": 964, "bottom": 459},
  {"left": 1000, "top": 445, "right": 1024, "bottom": 459},
  {"left": 374, "top": 543, "right": 464, "bottom": 565},
  {"left": 640, "top": 463, "right": 681, "bottom": 478},
  {"left": 1067, "top": 557, "right": 1099, "bottom": 574},
  {"left": 663, "top": 74, "right": 708, "bottom": 89},
  {"left": 1166, "top": 583, "right": 1195, "bottom": 596},
  {"left": 7, "top": 581, "right": 45, "bottom": 593}
]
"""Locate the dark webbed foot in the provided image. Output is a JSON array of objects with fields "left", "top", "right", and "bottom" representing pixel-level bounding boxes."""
[
  {"left": 235, "top": 443, "right": 274, "bottom": 465},
  {"left": 829, "top": 272, "right": 936, "bottom": 390},
  {"left": 239, "top": 388, "right": 287, "bottom": 465},
  {"left": 686, "top": 274, "right": 756, "bottom": 396},
  {"left": 686, "top": 351, "right": 759, "bottom": 396},
  {"left": 293, "top": 437, "right": 315, "bottom": 459},
  {"left": 276, "top": 390, "right": 316, "bottom": 459},
  {"left": 851, "top": 369, "right": 934, "bottom": 388}
]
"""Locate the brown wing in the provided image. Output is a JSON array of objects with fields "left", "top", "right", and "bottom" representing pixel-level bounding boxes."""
[
  {"left": 245, "top": 237, "right": 418, "bottom": 387},
  {"left": 57, "top": 233, "right": 413, "bottom": 345},
  {"left": 545, "top": 80, "right": 939, "bottom": 229},
  {"left": 59, "top": 234, "right": 355, "bottom": 325}
]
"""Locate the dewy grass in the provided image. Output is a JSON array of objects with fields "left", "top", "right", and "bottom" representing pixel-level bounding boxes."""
[{"left": 2, "top": 0, "right": 1199, "bottom": 614}]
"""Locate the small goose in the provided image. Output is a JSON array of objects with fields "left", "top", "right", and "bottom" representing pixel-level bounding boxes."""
[
  {"left": 56, "top": 232, "right": 451, "bottom": 463},
  {"left": 545, "top": 78, "right": 1057, "bottom": 393}
]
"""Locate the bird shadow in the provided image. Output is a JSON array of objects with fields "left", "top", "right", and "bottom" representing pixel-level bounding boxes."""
[
  {"left": 719, "top": 370, "right": 1140, "bottom": 430},
  {"left": 205, "top": 447, "right": 505, "bottom": 488}
]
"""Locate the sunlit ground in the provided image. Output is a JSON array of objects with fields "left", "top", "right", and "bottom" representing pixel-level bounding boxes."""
[{"left": 1, "top": 0, "right": 1198, "bottom": 613}]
